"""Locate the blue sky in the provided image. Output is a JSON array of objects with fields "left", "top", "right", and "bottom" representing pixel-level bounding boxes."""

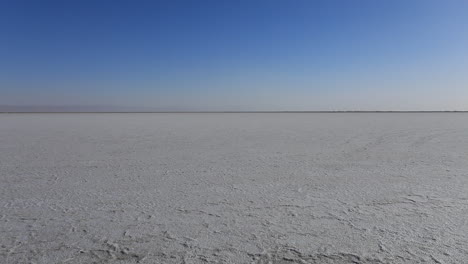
[{"left": 1, "top": 0, "right": 468, "bottom": 110}]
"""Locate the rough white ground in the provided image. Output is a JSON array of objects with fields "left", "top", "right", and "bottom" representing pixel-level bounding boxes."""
[{"left": 1, "top": 113, "right": 468, "bottom": 264}]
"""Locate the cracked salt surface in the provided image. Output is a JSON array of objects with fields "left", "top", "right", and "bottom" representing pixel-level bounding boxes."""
[{"left": 1, "top": 113, "right": 468, "bottom": 263}]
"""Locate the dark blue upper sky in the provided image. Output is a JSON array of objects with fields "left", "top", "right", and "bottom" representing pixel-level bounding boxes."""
[{"left": 2, "top": 0, "right": 468, "bottom": 110}]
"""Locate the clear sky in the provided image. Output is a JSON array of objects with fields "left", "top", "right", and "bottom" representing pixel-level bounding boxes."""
[{"left": 1, "top": 0, "right": 468, "bottom": 111}]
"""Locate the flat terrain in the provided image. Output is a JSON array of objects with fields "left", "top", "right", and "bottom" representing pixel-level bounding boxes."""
[{"left": 1, "top": 113, "right": 468, "bottom": 264}]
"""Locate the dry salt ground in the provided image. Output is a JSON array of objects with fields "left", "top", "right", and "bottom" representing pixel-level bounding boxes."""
[{"left": 1, "top": 113, "right": 468, "bottom": 264}]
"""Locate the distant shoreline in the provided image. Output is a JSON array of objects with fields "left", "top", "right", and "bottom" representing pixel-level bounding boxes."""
[{"left": 1, "top": 111, "right": 467, "bottom": 114}]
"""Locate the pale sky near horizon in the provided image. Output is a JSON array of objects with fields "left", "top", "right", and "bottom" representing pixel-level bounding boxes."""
[{"left": 1, "top": 0, "right": 468, "bottom": 111}]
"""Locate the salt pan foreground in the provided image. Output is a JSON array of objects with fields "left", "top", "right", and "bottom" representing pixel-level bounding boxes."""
[{"left": 1, "top": 113, "right": 467, "bottom": 263}]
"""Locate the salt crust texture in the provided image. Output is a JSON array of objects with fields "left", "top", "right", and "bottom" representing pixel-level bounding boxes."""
[{"left": 1, "top": 113, "right": 467, "bottom": 263}]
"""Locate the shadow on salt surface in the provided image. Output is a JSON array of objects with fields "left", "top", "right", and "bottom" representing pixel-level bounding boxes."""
[
  {"left": 253, "top": 248, "right": 384, "bottom": 264},
  {"left": 76, "top": 239, "right": 147, "bottom": 263}
]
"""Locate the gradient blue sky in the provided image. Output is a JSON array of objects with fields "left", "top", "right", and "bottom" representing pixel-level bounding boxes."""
[{"left": 1, "top": 0, "right": 468, "bottom": 110}]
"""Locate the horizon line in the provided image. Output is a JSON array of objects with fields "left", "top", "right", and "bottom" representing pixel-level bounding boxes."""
[{"left": 1, "top": 111, "right": 468, "bottom": 114}]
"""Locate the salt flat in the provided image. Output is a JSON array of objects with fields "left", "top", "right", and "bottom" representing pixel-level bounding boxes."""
[{"left": 1, "top": 113, "right": 468, "bottom": 264}]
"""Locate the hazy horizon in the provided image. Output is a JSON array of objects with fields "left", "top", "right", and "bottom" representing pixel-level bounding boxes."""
[
  {"left": 1, "top": 104, "right": 467, "bottom": 112},
  {"left": 2, "top": 1, "right": 468, "bottom": 111}
]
